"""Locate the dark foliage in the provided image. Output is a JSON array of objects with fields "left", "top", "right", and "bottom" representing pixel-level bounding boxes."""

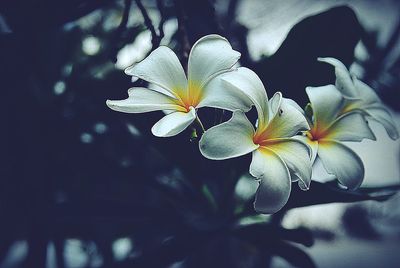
[{"left": 0, "top": 1, "right": 398, "bottom": 267}]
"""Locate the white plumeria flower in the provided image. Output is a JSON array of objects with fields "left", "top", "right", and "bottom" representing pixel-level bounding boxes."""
[
  {"left": 299, "top": 85, "right": 376, "bottom": 190},
  {"left": 318, "top": 57, "right": 399, "bottom": 140},
  {"left": 199, "top": 67, "right": 312, "bottom": 214},
  {"left": 106, "top": 34, "right": 253, "bottom": 137}
]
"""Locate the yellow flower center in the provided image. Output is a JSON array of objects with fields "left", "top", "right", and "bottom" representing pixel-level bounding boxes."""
[
  {"left": 252, "top": 123, "right": 273, "bottom": 147},
  {"left": 307, "top": 125, "right": 328, "bottom": 141},
  {"left": 173, "top": 82, "right": 203, "bottom": 112}
]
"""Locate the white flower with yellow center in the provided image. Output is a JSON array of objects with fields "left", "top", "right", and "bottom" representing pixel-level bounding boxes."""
[
  {"left": 106, "top": 35, "right": 252, "bottom": 137},
  {"left": 199, "top": 67, "right": 312, "bottom": 214},
  {"left": 318, "top": 57, "right": 399, "bottom": 140},
  {"left": 300, "top": 85, "right": 376, "bottom": 190}
]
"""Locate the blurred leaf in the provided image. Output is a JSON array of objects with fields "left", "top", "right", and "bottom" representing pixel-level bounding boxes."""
[
  {"left": 254, "top": 5, "right": 362, "bottom": 106},
  {"left": 272, "top": 241, "right": 316, "bottom": 268},
  {"left": 235, "top": 223, "right": 314, "bottom": 248}
]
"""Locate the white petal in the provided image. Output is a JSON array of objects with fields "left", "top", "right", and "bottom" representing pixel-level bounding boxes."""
[
  {"left": 199, "top": 110, "right": 258, "bottom": 160},
  {"left": 268, "top": 91, "right": 282, "bottom": 120},
  {"left": 294, "top": 135, "right": 319, "bottom": 164},
  {"left": 250, "top": 148, "right": 291, "bottom": 214},
  {"left": 125, "top": 46, "right": 188, "bottom": 97},
  {"left": 188, "top": 34, "right": 240, "bottom": 89},
  {"left": 365, "top": 107, "right": 399, "bottom": 140},
  {"left": 151, "top": 107, "right": 196, "bottom": 137},
  {"left": 325, "top": 112, "right": 376, "bottom": 141},
  {"left": 197, "top": 73, "right": 253, "bottom": 111},
  {"left": 306, "top": 85, "right": 344, "bottom": 132},
  {"left": 318, "top": 57, "right": 358, "bottom": 97},
  {"left": 282, "top": 97, "right": 305, "bottom": 115},
  {"left": 106, "top": 87, "right": 183, "bottom": 113},
  {"left": 352, "top": 77, "right": 381, "bottom": 106},
  {"left": 317, "top": 139, "right": 364, "bottom": 190},
  {"left": 221, "top": 67, "right": 269, "bottom": 126},
  {"left": 261, "top": 93, "right": 310, "bottom": 138},
  {"left": 265, "top": 138, "right": 312, "bottom": 190}
]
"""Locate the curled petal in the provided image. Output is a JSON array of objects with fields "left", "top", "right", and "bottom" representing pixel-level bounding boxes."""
[
  {"left": 318, "top": 57, "right": 357, "bottom": 97},
  {"left": 197, "top": 74, "right": 253, "bottom": 112},
  {"left": 261, "top": 93, "right": 310, "bottom": 138},
  {"left": 199, "top": 111, "right": 258, "bottom": 160},
  {"left": 266, "top": 138, "right": 312, "bottom": 190},
  {"left": 325, "top": 112, "right": 376, "bottom": 142},
  {"left": 222, "top": 67, "right": 269, "bottom": 126},
  {"left": 268, "top": 91, "right": 282, "bottom": 120},
  {"left": 106, "top": 88, "right": 183, "bottom": 113},
  {"left": 268, "top": 93, "right": 304, "bottom": 117},
  {"left": 294, "top": 135, "right": 319, "bottom": 164},
  {"left": 352, "top": 77, "right": 381, "bottom": 106},
  {"left": 250, "top": 148, "right": 291, "bottom": 214},
  {"left": 188, "top": 34, "right": 240, "bottom": 90},
  {"left": 317, "top": 139, "right": 364, "bottom": 190},
  {"left": 281, "top": 97, "right": 305, "bottom": 115},
  {"left": 306, "top": 85, "right": 344, "bottom": 132},
  {"left": 348, "top": 77, "right": 398, "bottom": 140},
  {"left": 151, "top": 107, "right": 196, "bottom": 137},
  {"left": 365, "top": 107, "right": 399, "bottom": 140},
  {"left": 125, "top": 46, "right": 188, "bottom": 97}
]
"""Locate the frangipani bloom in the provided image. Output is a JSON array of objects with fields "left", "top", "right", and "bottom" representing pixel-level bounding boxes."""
[
  {"left": 300, "top": 85, "right": 376, "bottom": 190},
  {"left": 106, "top": 34, "right": 252, "bottom": 137},
  {"left": 318, "top": 57, "right": 399, "bottom": 140},
  {"left": 199, "top": 67, "right": 312, "bottom": 214}
]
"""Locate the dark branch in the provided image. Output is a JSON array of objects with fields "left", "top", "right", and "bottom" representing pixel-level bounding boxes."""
[
  {"left": 135, "top": 0, "right": 161, "bottom": 49},
  {"left": 174, "top": 0, "right": 191, "bottom": 65},
  {"left": 156, "top": 0, "right": 166, "bottom": 41},
  {"left": 112, "top": 0, "right": 132, "bottom": 62}
]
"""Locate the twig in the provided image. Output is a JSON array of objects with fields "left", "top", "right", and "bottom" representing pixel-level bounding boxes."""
[
  {"left": 112, "top": 0, "right": 132, "bottom": 62},
  {"left": 135, "top": 0, "right": 161, "bottom": 49},
  {"left": 226, "top": 0, "right": 239, "bottom": 29},
  {"left": 156, "top": 0, "right": 166, "bottom": 40},
  {"left": 174, "top": 0, "right": 191, "bottom": 65},
  {"left": 117, "top": 0, "right": 132, "bottom": 36}
]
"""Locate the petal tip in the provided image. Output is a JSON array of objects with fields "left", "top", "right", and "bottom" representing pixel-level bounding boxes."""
[
  {"left": 253, "top": 199, "right": 281, "bottom": 215},
  {"left": 106, "top": 99, "right": 116, "bottom": 109}
]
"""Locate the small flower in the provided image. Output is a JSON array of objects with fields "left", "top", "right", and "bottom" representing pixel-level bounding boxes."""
[
  {"left": 318, "top": 57, "right": 399, "bottom": 140},
  {"left": 199, "top": 67, "right": 311, "bottom": 214},
  {"left": 299, "top": 85, "right": 376, "bottom": 190},
  {"left": 106, "top": 34, "right": 252, "bottom": 137}
]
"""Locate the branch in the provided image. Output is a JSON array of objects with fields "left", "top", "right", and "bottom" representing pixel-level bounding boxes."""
[
  {"left": 226, "top": 0, "right": 239, "bottom": 28},
  {"left": 156, "top": 0, "right": 166, "bottom": 41},
  {"left": 117, "top": 0, "right": 132, "bottom": 36},
  {"left": 174, "top": 0, "right": 191, "bottom": 65},
  {"left": 112, "top": 0, "right": 132, "bottom": 62},
  {"left": 135, "top": 0, "right": 161, "bottom": 49},
  {"left": 238, "top": 181, "right": 398, "bottom": 219}
]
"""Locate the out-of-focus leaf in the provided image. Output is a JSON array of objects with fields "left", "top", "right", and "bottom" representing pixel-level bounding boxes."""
[
  {"left": 0, "top": 0, "right": 112, "bottom": 32},
  {"left": 342, "top": 205, "right": 380, "bottom": 239},
  {"left": 254, "top": 6, "right": 362, "bottom": 106},
  {"left": 271, "top": 241, "right": 317, "bottom": 268},
  {"left": 234, "top": 223, "right": 314, "bottom": 248}
]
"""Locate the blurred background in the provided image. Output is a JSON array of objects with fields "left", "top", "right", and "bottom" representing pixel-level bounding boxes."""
[{"left": 0, "top": 0, "right": 399, "bottom": 267}]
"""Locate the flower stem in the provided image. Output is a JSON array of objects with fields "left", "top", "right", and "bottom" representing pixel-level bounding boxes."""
[
  {"left": 195, "top": 115, "right": 205, "bottom": 134},
  {"left": 201, "top": 184, "right": 218, "bottom": 212}
]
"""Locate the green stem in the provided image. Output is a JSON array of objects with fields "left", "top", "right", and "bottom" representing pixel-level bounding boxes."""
[
  {"left": 195, "top": 115, "right": 205, "bottom": 134},
  {"left": 201, "top": 184, "right": 218, "bottom": 212}
]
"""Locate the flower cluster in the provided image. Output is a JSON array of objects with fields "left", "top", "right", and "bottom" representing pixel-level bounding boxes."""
[{"left": 107, "top": 35, "right": 398, "bottom": 214}]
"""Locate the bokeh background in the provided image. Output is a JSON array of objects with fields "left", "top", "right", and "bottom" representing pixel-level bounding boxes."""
[{"left": 1, "top": 0, "right": 399, "bottom": 267}]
